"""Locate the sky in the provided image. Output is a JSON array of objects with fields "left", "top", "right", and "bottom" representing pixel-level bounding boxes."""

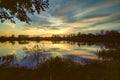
[{"left": 0, "top": 0, "right": 120, "bottom": 37}]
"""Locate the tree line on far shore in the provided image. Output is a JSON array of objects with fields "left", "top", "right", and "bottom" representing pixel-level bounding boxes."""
[{"left": 0, "top": 30, "right": 120, "bottom": 43}]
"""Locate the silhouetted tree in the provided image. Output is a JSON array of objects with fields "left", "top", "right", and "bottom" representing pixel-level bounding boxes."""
[
  {"left": 0, "top": 0, "right": 49, "bottom": 23},
  {"left": 10, "top": 34, "right": 15, "bottom": 38},
  {"left": 100, "top": 30, "right": 105, "bottom": 35},
  {"left": 77, "top": 32, "right": 81, "bottom": 36}
]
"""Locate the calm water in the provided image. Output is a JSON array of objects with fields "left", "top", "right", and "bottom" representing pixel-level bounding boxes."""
[{"left": 0, "top": 41, "right": 105, "bottom": 68}]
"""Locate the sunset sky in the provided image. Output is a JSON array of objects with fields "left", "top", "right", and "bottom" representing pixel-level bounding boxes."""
[{"left": 0, "top": 0, "right": 120, "bottom": 37}]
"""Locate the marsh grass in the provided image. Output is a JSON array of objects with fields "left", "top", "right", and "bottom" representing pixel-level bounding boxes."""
[{"left": 0, "top": 55, "right": 120, "bottom": 80}]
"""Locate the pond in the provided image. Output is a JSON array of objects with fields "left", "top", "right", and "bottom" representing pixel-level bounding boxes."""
[{"left": 0, "top": 41, "right": 106, "bottom": 68}]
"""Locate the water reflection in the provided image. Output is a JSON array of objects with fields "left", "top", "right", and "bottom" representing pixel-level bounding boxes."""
[{"left": 0, "top": 41, "right": 116, "bottom": 68}]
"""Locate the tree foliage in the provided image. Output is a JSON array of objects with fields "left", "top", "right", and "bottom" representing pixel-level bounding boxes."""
[{"left": 0, "top": 0, "right": 49, "bottom": 23}]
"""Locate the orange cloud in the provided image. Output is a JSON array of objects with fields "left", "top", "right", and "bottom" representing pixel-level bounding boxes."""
[{"left": 23, "top": 26, "right": 44, "bottom": 31}]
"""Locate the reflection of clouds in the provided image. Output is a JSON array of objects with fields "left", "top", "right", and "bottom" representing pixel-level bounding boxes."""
[
  {"left": 18, "top": 52, "right": 50, "bottom": 68},
  {"left": 64, "top": 54, "right": 99, "bottom": 65},
  {"left": 77, "top": 54, "right": 98, "bottom": 60},
  {"left": 64, "top": 55, "right": 90, "bottom": 65},
  {"left": 23, "top": 43, "right": 100, "bottom": 60},
  {"left": 79, "top": 45, "right": 101, "bottom": 51},
  {"left": 50, "top": 44, "right": 70, "bottom": 50},
  {"left": 0, "top": 41, "right": 103, "bottom": 68},
  {"left": 7, "top": 49, "right": 16, "bottom": 55},
  {"left": 23, "top": 44, "right": 51, "bottom": 54},
  {"left": 63, "top": 51, "right": 99, "bottom": 60}
]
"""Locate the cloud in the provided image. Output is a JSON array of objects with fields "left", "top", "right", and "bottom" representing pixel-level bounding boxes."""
[
  {"left": 14, "top": 0, "right": 120, "bottom": 34},
  {"left": 65, "top": 1, "right": 119, "bottom": 23},
  {"left": 1, "top": 0, "right": 120, "bottom": 36},
  {"left": 5, "top": 22, "right": 16, "bottom": 28},
  {"left": 90, "top": 12, "right": 120, "bottom": 27},
  {"left": 23, "top": 26, "right": 44, "bottom": 31},
  {"left": 28, "top": 0, "right": 120, "bottom": 26}
]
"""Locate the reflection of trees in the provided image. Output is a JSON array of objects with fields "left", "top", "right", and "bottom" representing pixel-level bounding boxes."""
[
  {"left": 103, "top": 43, "right": 120, "bottom": 49},
  {"left": 98, "top": 48, "right": 120, "bottom": 61},
  {"left": 0, "top": 44, "right": 50, "bottom": 68},
  {"left": 9, "top": 41, "right": 16, "bottom": 45},
  {"left": 23, "top": 43, "right": 49, "bottom": 53},
  {"left": 0, "top": 0, "right": 49, "bottom": 23},
  {"left": 22, "top": 43, "right": 50, "bottom": 67},
  {"left": 18, "top": 40, "right": 29, "bottom": 44},
  {"left": 0, "top": 55, "right": 16, "bottom": 66}
]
